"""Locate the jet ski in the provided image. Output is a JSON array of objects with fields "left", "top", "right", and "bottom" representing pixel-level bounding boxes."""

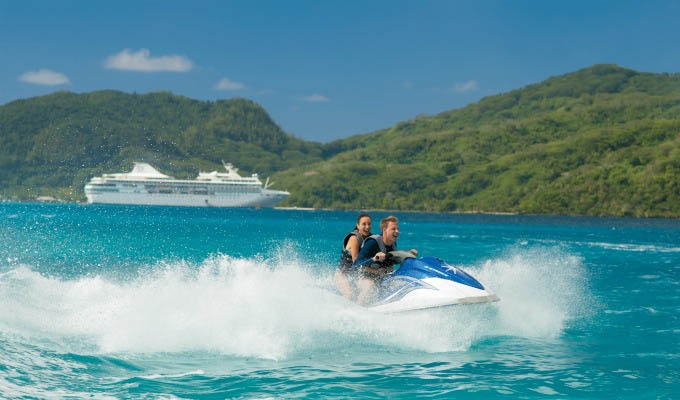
[{"left": 369, "top": 251, "right": 499, "bottom": 313}]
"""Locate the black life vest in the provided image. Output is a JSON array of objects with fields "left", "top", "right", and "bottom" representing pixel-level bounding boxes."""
[{"left": 339, "top": 229, "right": 368, "bottom": 270}]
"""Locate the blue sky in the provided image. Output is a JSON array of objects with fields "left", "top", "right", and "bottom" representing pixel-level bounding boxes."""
[{"left": 1, "top": 1, "right": 679, "bottom": 142}]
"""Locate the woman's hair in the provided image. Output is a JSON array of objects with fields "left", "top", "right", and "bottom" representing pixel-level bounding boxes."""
[
  {"left": 380, "top": 215, "right": 398, "bottom": 231},
  {"left": 356, "top": 213, "right": 371, "bottom": 224}
]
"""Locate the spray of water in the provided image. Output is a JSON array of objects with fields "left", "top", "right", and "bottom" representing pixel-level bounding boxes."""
[
  {"left": 0, "top": 246, "right": 590, "bottom": 359},
  {"left": 475, "top": 246, "right": 591, "bottom": 338}
]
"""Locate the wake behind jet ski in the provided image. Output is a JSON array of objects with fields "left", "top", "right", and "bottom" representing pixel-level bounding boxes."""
[{"left": 368, "top": 251, "right": 499, "bottom": 313}]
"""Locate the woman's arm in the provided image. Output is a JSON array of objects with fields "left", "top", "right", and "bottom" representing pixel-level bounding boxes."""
[{"left": 347, "top": 235, "right": 361, "bottom": 261}]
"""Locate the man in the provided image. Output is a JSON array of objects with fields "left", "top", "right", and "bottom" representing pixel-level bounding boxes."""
[{"left": 353, "top": 215, "right": 417, "bottom": 305}]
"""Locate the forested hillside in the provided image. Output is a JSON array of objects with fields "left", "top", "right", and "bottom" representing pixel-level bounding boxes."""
[
  {"left": 274, "top": 65, "right": 680, "bottom": 217},
  {"left": 0, "top": 91, "right": 322, "bottom": 199},
  {"left": 1, "top": 65, "right": 678, "bottom": 217}
]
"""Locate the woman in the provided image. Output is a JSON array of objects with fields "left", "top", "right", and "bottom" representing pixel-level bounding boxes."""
[{"left": 335, "top": 213, "right": 372, "bottom": 300}]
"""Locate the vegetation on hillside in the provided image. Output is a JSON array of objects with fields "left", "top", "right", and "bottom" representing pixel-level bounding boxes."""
[{"left": 273, "top": 65, "right": 680, "bottom": 217}]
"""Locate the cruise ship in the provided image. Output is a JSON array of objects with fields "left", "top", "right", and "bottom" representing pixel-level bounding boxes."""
[{"left": 84, "top": 162, "right": 290, "bottom": 208}]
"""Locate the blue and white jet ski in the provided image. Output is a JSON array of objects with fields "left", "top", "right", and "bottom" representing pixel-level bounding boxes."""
[{"left": 369, "top": 251, "right": 499, "bottom": 313}]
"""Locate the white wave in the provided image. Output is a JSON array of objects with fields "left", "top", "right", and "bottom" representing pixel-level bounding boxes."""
[
  {"left": 141, "top": 370, "right": 205, "bottom": 380},
  {"left": 586, "top": 242, "right": 680, "bottom": 253},
  {"left": 604, "top": 309, "right": 632, "bottom": 315},
  {"left": 530, "top": 386, "right": 560, "bottom": 395},
  {"left": 0, "top": 246, "right": 591, "bottom": 359},
  {"left": 535, "top": 238, "right": 680, "bottom": 253},
  {"left": 430, "top": 234, "right": 461, "bottom": 239}
]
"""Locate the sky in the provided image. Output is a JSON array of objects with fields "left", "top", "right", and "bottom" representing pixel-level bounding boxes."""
[{"left": 1, "top": 1, "right": 679, "bottom": 142}]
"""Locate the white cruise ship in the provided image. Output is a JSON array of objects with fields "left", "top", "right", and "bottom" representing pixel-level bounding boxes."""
[{"left": 84, "top": 162, "right": 290, "bottom": 208}]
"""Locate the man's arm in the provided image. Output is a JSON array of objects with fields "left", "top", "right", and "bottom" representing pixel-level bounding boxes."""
[
  {"left": 353, "top": 239, "right": 379, "bottom": 268},
  {"left": 354, "top": 239, "right": 393, "bottom": 278}
]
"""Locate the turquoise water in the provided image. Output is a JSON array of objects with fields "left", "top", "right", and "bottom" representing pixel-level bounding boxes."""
[{"left": 0, "top": 202, "right": 678, "bottom": 399}]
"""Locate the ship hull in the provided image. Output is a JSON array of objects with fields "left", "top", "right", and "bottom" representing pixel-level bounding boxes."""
[{"left": 85, "top": 190, "right": 287, "bottom": 208}]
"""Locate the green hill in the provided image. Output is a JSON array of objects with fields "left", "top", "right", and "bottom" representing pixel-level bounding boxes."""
[
  {"left": 1, "top": 65, "right": 678, "bottom": 217},
  {"left": 273, "top": 65, "right": 680, "bottom": 217},
  {"left": 0, "top": 90, "right": 322, "bottom": 200}
]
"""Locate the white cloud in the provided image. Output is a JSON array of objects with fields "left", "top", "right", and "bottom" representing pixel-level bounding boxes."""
[
  {"left": 215, "top": 77, "right": 245, "bottom": 90},
  {"left": 453, "top": 80, "right": 479, "bottom": 93},
  {"left": 301, "top": 94, "right": 330, "bottom": 103},
  {"left": 104, "top": 48, "right": 193, "bottom": 72},
  {"left": 18, "top": 69, "right": 70, "bottom": 86}
]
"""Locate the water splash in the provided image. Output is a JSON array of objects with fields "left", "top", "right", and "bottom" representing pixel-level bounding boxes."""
[
  {"left": 475, "top": 246, "right": 592, "bottom": 338},
  {"left": 0, "top": 246, "right": 591, "bottom": 359}
]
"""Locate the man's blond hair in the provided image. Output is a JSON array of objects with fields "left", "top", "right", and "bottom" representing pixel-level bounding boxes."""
[{"left": 380, "top": 215, "right": 398, "bottom": 231}]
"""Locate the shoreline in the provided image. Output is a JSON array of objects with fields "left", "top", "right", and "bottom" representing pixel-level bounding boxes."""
[{"left": 2, "top": 198, "right": 678, "bottom": 220}]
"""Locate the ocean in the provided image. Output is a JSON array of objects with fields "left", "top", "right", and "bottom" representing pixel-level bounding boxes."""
[{"left": 0, "top": 202, "right": 678, "bottom": 399}]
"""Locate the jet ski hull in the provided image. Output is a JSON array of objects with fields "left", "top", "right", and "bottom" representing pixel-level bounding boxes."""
[{"left": 369, "top": 254, "right": 499, "bottom": 313}]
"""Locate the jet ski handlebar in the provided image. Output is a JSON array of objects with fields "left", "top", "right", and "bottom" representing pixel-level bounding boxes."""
[{"left": 386, "top": 250, "right": 417, "bottom": 264}]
